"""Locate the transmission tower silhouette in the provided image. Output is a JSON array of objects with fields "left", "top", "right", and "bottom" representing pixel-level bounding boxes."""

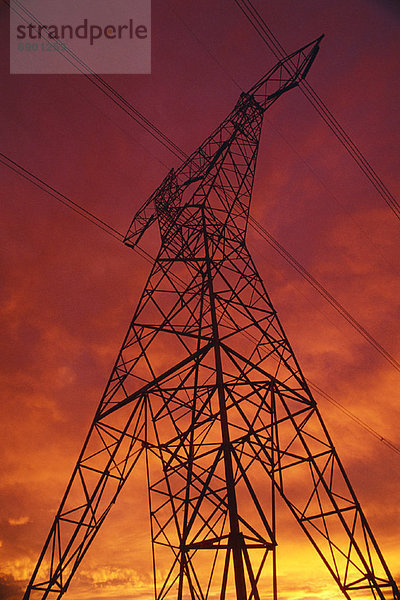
[{"left": 24, "top": 37, "right": 399, "bottom": 600}]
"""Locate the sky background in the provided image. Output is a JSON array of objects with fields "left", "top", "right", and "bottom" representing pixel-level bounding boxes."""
[{"left": 1, "top": 0, "right": 400, "bottom": 599}]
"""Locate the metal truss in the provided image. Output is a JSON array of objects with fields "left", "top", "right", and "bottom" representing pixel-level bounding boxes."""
[{"left": 24, "top": 37, "right": 399, "bottom": 600}]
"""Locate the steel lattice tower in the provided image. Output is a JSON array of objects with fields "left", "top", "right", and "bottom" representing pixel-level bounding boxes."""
[{"left": 24, "top": 38, "right": 399, "bottom": 600}]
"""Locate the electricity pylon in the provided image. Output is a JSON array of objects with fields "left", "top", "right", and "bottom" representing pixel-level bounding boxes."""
[{"left": 24, "top": 37, "right": 399, "bottom": 600}]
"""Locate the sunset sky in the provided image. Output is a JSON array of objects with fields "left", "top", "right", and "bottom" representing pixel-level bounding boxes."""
[{"left": 1, "top": 0, "right": 400, "bottom": 599}]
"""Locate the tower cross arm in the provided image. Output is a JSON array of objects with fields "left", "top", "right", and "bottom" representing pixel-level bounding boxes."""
[
  {"left": 247, "top": 34, "right": 323, "bottom": 111},
  {"left": 123, "top": 169, "right": 174, "bottom": 249}
]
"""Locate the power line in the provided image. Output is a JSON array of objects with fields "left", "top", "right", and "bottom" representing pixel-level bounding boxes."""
[
  {"left": 4, "top": 0, "right": 188, "bottom": 163},
  {"left": 249, "top": 215, "right": 400, "bottom": 373},
  {"left": 263, "top": 115, "right": 399, "bottom": 274},
  {"left": 305, "top": 378, "right": 400, "bottom": 456},
  {"left": 1, "top": 152, "right": 123, "bottom": 241},
  {"left": 0, "top": 151, "right": 156, "bottom": 264},
  {"left": 233, "top": 0, "right": 400, "bottom": 221}
]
